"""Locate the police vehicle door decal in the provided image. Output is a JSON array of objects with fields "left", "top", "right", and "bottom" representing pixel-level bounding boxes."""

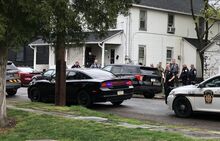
[{"left": 204, "top": 90, "right": 214, "bottom": 104}]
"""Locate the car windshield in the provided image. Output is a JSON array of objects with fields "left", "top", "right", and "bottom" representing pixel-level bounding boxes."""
[
  {"left": 140, "top": 67, "right": 160, "bottom": 75},
  {"left": 122, "top": 66, "right": 139, "bottom": 74},
  {"left": 84, "top": 69, "right": 116, "bottom": 79},
  {"left": 18, "top": 67, "right": 34, "bottom": 73}
]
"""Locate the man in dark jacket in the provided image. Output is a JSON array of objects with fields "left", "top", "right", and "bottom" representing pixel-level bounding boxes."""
[
  {"left": 189, "top": 64, "right": 197, "bottom": 84},
  {"left": 170, "top": 59, "right": 179, "bottom": 87},
  {"left": 180, "top": 64, "right": 189, "bottom": 85},
  {"left": 164, "top": 64, "right": 175, "bottom": 104},
  {"left": 71, "top": 61, "right": 81, "bottom": 68}
]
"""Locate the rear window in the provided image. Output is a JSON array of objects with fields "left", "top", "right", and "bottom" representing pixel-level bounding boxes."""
[
  {"left": 85, "top": 69, "right": 116, "bottom": 79},
  {"left": 140, "top": 67, "right": 160, "bottom": 76},
  {"left": 111, "top": 66, "right": 122, "bottom": 74},
  {"left": 122, "top": 66, "right": 139, "bottom": 74},
  {"left": 7, "top": 62, "right": 18, "bottom": 70}
]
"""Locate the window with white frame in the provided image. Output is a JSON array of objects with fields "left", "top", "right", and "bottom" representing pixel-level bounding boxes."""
[
  {"left": 138, "top": 45, "right": 146, "bottom": 65},
  {"left": 166, "top": 47, "right": 173, "bottom": 63},
  {"left": 139, "top": 10, "right": 147, "bottom": 31},
  {"left": 167, "top": 14, "right": 175, "bottom": 34}
]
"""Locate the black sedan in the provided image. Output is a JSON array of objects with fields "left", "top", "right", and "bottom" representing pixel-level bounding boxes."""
[{"left": 28, "top": 69, "right": 134, "bottom": 107}]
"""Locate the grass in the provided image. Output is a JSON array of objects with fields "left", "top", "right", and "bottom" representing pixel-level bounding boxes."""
[
  {"left": 0, "top": 109, "right": 210, "bottom": 141},
  {"left": 9, "top": 101, "right": 148, "bottom": 125}
]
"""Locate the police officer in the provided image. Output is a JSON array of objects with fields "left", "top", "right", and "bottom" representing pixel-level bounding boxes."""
[
  {"left": 164, "top": 64, "right": 175, "bottom": 104},
  {"left": 179, "top": 64, "right": 189, "bottom": 85},
  {"left": 189, "top": 64, "right": 197, "bottom": 84},
  {"left": 170, "top": 59, "right": 179, "bottom": 87}
]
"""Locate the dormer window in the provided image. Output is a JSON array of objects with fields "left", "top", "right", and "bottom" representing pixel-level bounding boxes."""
[
  {"left": 139, "top": 10, "right": 147, "bottom": 31},
  {"left": 167, "top": 14, "right": 175, "bottom": 34}
]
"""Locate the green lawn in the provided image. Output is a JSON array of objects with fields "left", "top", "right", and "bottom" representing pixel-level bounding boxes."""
[{"left": 0, "top": 109, "right": 206, "bottom": 141}]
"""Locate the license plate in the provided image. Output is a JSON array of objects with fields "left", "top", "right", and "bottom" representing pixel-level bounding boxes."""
[
  {"left": 117, "top": 91, "right": 124, "bottom": 95},
  {"left": 151, "top": 79, "right": 156, "bottom": 82}
]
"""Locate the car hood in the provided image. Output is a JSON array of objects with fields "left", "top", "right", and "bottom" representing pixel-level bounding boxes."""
[{"left": 171, "top": 85, "right": 198, "bottom": 94}]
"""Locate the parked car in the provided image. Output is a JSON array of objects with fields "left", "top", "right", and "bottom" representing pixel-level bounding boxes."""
[
  {"left": 17, "top": 67, "right": 41, "bottom": 86},
  {"left": 28, "top": 68, "right": 134, "bottom": 107},
  {"left": 6, "top": 61, "right": 21, "bottom": 96},
  {"left": 103, "top": 64, "right": 162, "bottom": 98},
  {"left": 167, "top": 74, "right": 220, "bottom": 118},
  {"left": 31, "top": 69, "right": 55, "bottom": 82}
]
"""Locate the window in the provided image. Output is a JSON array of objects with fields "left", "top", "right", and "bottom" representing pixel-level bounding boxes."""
[
  {"left": 16, "top": 47, "right": 24, "bottom": 62},
  {"left": 167, "top": 14, "right": 175, "bottom": 34},
  {"left": 166, "top": 47, "right": 173, "bottom": 63},
  {"left": 138, "top": 45, "right": 146, "bottom": 66},
  {"left": 139, "top": 10, "right": 147, "bottom": 30}
]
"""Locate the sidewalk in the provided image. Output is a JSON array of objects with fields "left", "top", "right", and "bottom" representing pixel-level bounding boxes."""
[{"left": 7, "top": 105, "right": 220, "bottom": 139}]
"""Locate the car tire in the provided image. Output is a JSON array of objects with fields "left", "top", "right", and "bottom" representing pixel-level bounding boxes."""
[
  {"left": 111, "top": 101, "right": 123, "bottom": 106},
  {"left": 6, "top": 89, "right": 17, "bottom": 96},
  {"left": 173, "top": 97, "right": 192, "bottom": 118},
  {"left": 143, "top": 92, "right": 155, "bottom": 99},
  {"left": 77, "top": 91, "right": 93, "bottom": 108},
  {"left": 29, "top": 87, "right": 41, "bottom": 102}
]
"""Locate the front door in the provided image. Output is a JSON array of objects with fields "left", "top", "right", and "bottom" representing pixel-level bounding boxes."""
[
  {"left": 194, "top": 76, "right": 220, "bottom": 112},
  {"left": 110, "top": 49, "right": 115, "bottom": 64}
]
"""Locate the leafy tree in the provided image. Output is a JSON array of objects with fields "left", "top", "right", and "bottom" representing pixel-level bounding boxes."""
[
  {"left": 0, "top": 0, "right": 136, "bottom": 127},
  {"left": 190, "top": 0, "right": 220, "bottom": 76},
  {"left": 35, "top": 0, "right": 136, "bottom": 106},
  {"left": 0, "top": 0, "right": 40, "bottom": 127}
]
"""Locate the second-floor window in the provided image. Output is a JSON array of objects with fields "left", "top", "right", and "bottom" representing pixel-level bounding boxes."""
[
  {"left": 167, "top": 14, "right": 175, "bottom": 34},
  {"left": 139, "top": 10, "right": 147, "bottom": 31}
]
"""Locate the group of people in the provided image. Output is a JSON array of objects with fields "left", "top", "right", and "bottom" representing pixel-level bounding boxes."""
[
  {"left": 157, "top": 59, "right": 197, "bottom": 103},
  {"left": 71, "top": 52, "right": 101, "bottom": 69}
]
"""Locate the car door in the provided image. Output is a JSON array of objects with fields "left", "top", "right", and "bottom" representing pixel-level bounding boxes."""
[{"left": 194, "top": 76, "right": 220, "bottom": 112}]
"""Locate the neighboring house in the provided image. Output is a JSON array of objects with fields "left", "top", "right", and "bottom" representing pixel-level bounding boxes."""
[
  {"left": 201, "top": 34, "right": 220, "bottom": 80},
  {"left": 9, "top": 0, "right": 220, "bottom": 78}
]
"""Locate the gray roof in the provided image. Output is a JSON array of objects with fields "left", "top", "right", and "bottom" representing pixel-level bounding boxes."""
[
  {"left": 134, "top": 0, "right": 204, "bottom": 14},
  {"left": 29, "top": 30, "right": 123, "bottom": 46},
  {"left": 85, "top": 30, "right": 122, "bottom": 43}
]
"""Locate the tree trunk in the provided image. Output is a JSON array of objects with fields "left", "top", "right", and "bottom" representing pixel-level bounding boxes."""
[
  {"left": 0, "top": 47, "right": 8, "bottom": 127},
  {"left": 55, "top": 34, "right": 66, "bottom": 106}
]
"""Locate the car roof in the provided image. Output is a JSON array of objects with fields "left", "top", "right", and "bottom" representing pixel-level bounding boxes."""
[{"left": 104, "top": 64, "right": 157, "bottom": 70}]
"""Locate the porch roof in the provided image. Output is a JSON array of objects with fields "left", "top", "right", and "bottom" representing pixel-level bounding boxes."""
[
  {"left": 28, "top": 30, "right": 123, "bottom": 46},
  {"left": 183, "top": 37, "right": 209, "bottom": 50}
]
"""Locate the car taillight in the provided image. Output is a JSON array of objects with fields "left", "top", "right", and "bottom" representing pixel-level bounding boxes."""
[
  {"left": 126, "top": 80, "right": 132, "bottom": 86},
  {"left": 101, "top": 82, "right": 112, "bottom": 88},
  {"left": 135, "top": 74, "right": 143, "bottom": 81}
]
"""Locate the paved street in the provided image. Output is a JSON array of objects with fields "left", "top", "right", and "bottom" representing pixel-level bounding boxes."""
[{"left": 7, "top": 87, "right": 220, "bottom": 132}]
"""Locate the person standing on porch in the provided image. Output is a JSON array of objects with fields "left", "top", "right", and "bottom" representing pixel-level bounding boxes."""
[
  {"left": 90, "top": 59, "right": 101, "bottom": 68},
  {"left": 86, "top": 52, "right": 95, "bottom": 68},
  {"left": 71, "top": 61, "right": 81, "bottom": 68}
]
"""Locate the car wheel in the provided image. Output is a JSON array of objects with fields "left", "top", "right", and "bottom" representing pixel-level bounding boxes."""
[
  {"left": 143, "top": 92, "right": 155, "bottom": 99},
  {"left": 173, "top": 97, "right": 192, "bottom": 118},
  {"left": 111, "top": 101, "right": 123, "bottom": 106},
  {"left": 77, "top": 91, "right": 93, "bottom": 108},
  {"left": 6, "top": 89, "right": 17, "bottom": 96},
  {"left": 29, "top": 87, "right": 41, "bottom": 102}
]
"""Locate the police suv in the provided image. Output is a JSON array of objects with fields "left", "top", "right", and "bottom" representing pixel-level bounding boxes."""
[{"left": 167, "top": 75, "right": 220, "bottom": 118}]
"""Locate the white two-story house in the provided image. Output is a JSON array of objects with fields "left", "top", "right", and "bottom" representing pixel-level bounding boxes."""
[{"left": 27, "top": 0, "right": 220, "bottom": 78}]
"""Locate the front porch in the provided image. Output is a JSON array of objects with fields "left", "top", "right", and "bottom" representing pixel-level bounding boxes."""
[{"left": 29, "top": 30, "right": 124, "bottom": 71}]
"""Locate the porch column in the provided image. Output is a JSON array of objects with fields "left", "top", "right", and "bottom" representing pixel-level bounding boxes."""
[
  {"left": 101, "top": 43, "right": 105, "bottom": 68},
  {"left": 33, "top": 46, "right": 37, "bottom": 70},
  {"left": 82, "top": 45, "right": 86, "bottom": 67}
]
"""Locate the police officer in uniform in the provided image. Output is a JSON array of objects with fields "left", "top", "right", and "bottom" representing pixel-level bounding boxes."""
[
  {"left": 189, "top": 64, "right": 197, "bottom": 84},
  {"left": 179, "top": 64, "right": 189, "bottom": 85},
  {"left": 164, "top": 64, "right": 175, "bottom": 104}
]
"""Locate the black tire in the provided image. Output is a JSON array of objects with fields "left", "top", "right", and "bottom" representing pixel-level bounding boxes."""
[
  {"left": 77, "top": 91, "right": 93, "bottom": 108},
  {"left": 143, "top": 92, "right": 155, "bottom": 99},
  {"left": 29, "top": 87, "right": 41, "bottom": 102},
  {"left": 111, "top": 101, "right": 123, "bottom": 106},
  {"left": 6, "top": 89, "right": 17, "bottom": 96},
  {"left": 173, "top": 97, "right": 192, "bottom": 118}
]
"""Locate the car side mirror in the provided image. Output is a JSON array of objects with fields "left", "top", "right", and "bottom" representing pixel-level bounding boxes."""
[{"left": 198, "top": 84, "right": 205, "bottom": 88}]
